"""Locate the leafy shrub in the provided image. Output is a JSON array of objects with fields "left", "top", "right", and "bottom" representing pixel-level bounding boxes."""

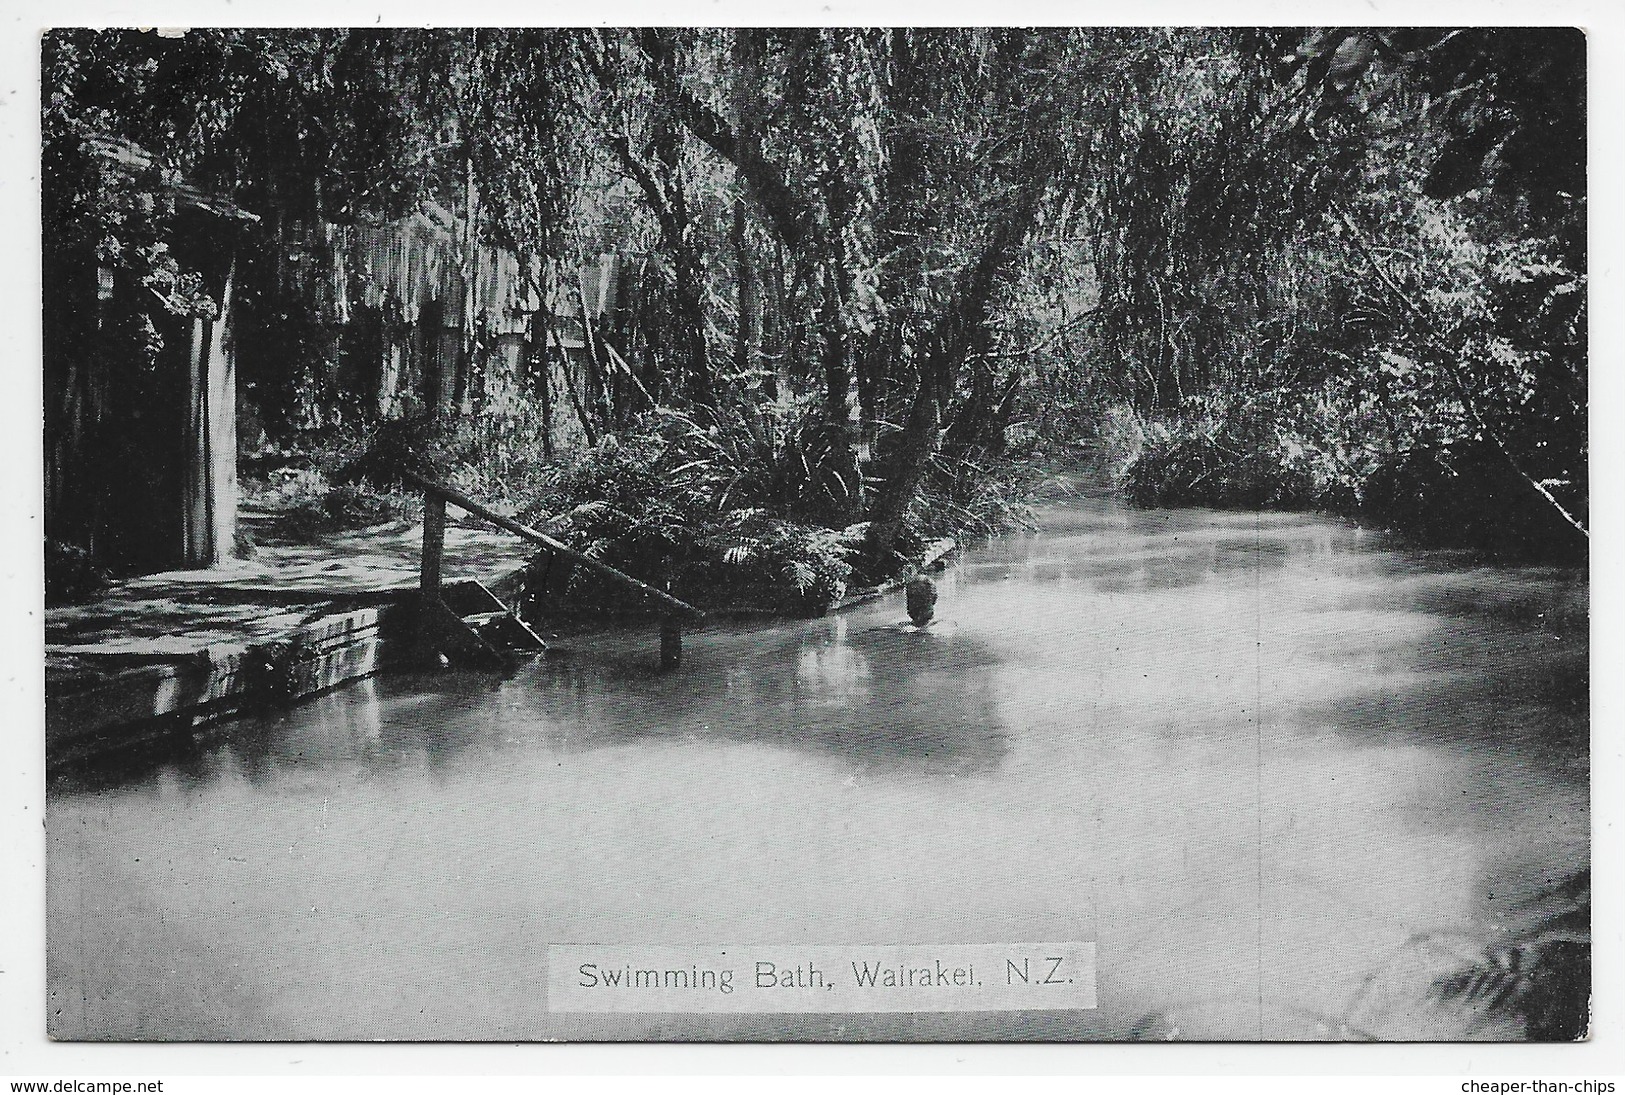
[
  {"left": 304, "top": 397, "right": 1040, "bottom": 613},
  {"left": 1432, "top": 870, "right": 1589, "bottom": 1042},
  {"left": 919, "top": 450, "right": 1039, "bottom": 541},
  {"left": 519, "top": 413, "right": 864, "bottom": 615},
  {"left": 1117, "top": 386, "right": 1585, "bottom": 561},
  {"left": 332, "top": 406, "right": 558, "bottom": 505},
  {"left": 1119, "top": 397, "right": 1323, "bottom": 511},
  {"left": 266, "top": 473, "right": 418, "bottom": 541},
  {"left": 698, "top": 510, "right": 864, "bottom": 612}
]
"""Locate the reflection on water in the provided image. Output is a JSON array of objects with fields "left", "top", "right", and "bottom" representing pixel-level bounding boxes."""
[{"left": 48, "top": 488, "right": 1587, "bottom": 1041}]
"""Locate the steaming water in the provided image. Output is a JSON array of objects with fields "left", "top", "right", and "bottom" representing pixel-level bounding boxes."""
[{"left": 48, "top": 483, "right": 1588, "bottom": 1041}]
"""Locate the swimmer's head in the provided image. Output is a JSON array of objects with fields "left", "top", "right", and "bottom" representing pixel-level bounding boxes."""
[{"left": 905, "top": 576, "right": 938, "bottom": 625}]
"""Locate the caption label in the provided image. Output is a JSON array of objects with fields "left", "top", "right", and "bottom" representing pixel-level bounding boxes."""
[{"left": 547, "top": 943, "right": 1097, "bottom": 1013}]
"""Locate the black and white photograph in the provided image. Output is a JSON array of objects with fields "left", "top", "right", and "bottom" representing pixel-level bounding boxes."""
[{"left": 28, "top": 21, "right": 1595, "bottom": 1052}]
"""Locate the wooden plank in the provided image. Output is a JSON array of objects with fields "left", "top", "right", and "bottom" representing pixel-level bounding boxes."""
[
  {"left": 401, "top": 470, "right": 704, "bottom": 619},
  {"left": 46, "top": 602, "right": 407, "bottom": 753},
  {"left": 416, "top": 593, "right": 508, "bottom": 668}
]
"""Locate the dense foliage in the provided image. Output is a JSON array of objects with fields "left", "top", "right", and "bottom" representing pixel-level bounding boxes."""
[
  {"left": 45, "top": 27, "right": 1587, "bottom": 608},
  {"left": 1088, "top": 29, "right": 1586, "bottom": 560}
]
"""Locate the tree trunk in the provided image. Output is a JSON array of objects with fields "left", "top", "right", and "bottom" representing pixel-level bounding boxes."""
[
  {"left": 732, "top": 29, "right": 765, "bottom": 386},
  {"left": 820, "top": 271, "right": 853, "bottom": 429},
  {"left": 866, "top": 362, "right": 943, "bottom": 558},
  {"left": 866, "top": 181, "right": 1046, "bottom": 554},
  {"left": 182, "top": 259, "right": 238, "bottom": 567},
  {"left": 672, "top": 248, "right": 714, "bottom": 406}
]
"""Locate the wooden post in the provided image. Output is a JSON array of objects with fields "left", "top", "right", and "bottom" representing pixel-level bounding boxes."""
[
  {"left": 660, "top": 618, "right": 682, "bottom": 671},
  {"left": 542, "top": 554, "right": 577, "bottom": 612},
  {"left": 421, "top": 492, "right": 446, "bottom": 600},
  {"left": 415, "top": 490, "right": 449, "bottom": 665}
]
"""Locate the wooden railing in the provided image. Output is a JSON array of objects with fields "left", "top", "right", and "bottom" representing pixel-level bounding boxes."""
[{"left": 401, "top": 469, "right": 703, "bottom": 669}]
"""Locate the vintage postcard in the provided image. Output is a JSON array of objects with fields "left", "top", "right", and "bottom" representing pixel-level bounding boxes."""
[{"left": 37, "top": 24, "right": 1589, "bottom": 1046}]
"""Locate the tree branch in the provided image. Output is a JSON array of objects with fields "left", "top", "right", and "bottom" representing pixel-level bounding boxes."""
[
  {"left": 630, "top": 30, "right": 811, "bottom": 252},
  {"left": 580, "top": 34, "right": 683, "bottom": 246},
  {"left": 972, "top": 308, "right": 1101, "bottom": 362}
]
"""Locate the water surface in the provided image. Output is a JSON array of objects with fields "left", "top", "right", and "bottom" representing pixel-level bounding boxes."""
[{"left": 48, "top": 484, "right": 1588, "bottom": 1040}]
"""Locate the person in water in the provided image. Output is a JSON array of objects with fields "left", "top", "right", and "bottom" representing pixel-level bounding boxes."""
[{"left": 905, "top": 576, "right": 938, "bottom": 626}]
